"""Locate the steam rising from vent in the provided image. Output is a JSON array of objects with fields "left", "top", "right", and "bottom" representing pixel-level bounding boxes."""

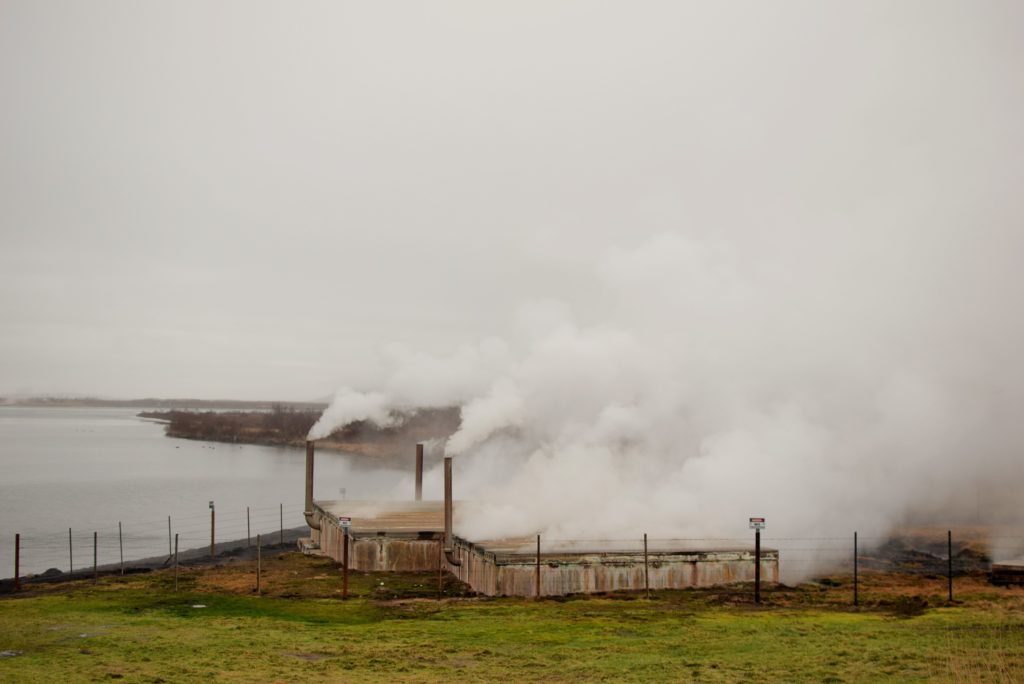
[
  {"left": 308, "top": 389, "right": 397, "bottom": 441},
  {"left": 311, "top": 231, "right": 1024, "bottom": 573}
]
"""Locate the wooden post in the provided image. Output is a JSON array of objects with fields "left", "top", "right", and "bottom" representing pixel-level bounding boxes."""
[
  {"left": 247, "top": 507, "right": 251, "bottom": 547},
  {"left": 167, "top": 516, "right": 172, "bottom": 557},
  {"left": 279, "top": 503, "right": 283, "bottom": 545},
  {"left": 14, "top": 534, "right": 20, "bottom": 591},
  {"left": 853, "top": 531, "right": 859, "bottom": 607},
  {"left": 93, "top": 531, "right": 98, "bottom": 583},
  {"left": 643, "top": 533, "right": 650, "bottom": 599},
  {"left": 948, "top": 530, "right": 953, "bottom": 603},
  {"left": 342, "top": 527, "right": 349, "bottom": 600},
  {"left": 118, "top": 521, "right": 124, "bottom": 575},
  {"left": 535, "top": 534, "right": 541, "bottom": 600},
  {"left": 174, "top": 533, "right": 179, "bottom": 592},
  {"left": 68, "top": 527, "right": 73, "bottom": 575},
  {"left": 256, "top": 534, "right": 261, "bottom": 595},
  {"left": 754, "top": 528, "right": 761, "bottom": 604}
]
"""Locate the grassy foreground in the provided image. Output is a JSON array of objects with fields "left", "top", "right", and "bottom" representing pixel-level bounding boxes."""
[{"left": 2, "top": 554, "right": 1024, "bottom": 682}]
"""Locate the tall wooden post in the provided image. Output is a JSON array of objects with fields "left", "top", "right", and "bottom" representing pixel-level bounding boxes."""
[
  {"left": 14, "top": 534, "right": 20, "bottom": 591},
  {"left": 93, "top": 532, "right": 98, "bottom": 583},
  {"left": 279, "top": 504, "right": 283, "bottom": 545},
  {"left": 256, "top": 534, "right": 261, "bottom": 595},
  {"left": 167, "top": 516, "right": 172, "bottom": 557},
  {"left": 210, "top": 505, "right": 216, "bottom": 559},
  {"left": 247, "top": 507, "right": 251, "bottom": 547},
  {"left": 118, "top": 521, "right": 124, "bottom": 575},
  {"left": 68, "top": 527, "right": 73, "bottom": 575}
]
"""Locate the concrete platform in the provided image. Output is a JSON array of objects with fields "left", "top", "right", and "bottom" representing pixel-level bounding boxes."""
[{"left": 309, "top": 500, "right": 779, "bottom": 597}]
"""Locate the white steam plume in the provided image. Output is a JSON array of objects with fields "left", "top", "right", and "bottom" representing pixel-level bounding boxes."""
[
  {"left": 308, "top": 389, "right": 396, "bottom": 440},
  {"left": 314, "top": 230, "right": 1024, "bottom": 579}
]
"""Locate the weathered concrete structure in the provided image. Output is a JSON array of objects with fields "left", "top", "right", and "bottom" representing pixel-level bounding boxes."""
[
  {"left": 311, "top": 501, "right": 444, "bottom": 572},
  {"left": 307, "top": 499, "right": 780, "bottom": 597},
  {"left": 301, "top": 441, "right": 779, "bottom": 596}
]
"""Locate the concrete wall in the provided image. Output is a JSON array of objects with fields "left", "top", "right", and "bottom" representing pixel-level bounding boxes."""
[
  {"left": 318, "top": 516, "right": 441, "bottom": 572},
  {"left": 444, "top": 542, "right": 779, "bottom": 597},
  {"left": 312, "top": 511, "right": 780, "bottom": 596}
]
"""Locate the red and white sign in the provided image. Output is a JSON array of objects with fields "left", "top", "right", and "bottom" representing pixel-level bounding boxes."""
[
  {"left": 749, "top": 517, "right": 765, "bottom": 529},
  {"left": 338, "top": 516, "right": 352, "bottom": 528}
]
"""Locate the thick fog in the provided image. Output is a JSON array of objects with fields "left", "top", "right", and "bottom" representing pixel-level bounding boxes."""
[{"left": 4, "top": 3, "right": 1023, "bottom": 563}]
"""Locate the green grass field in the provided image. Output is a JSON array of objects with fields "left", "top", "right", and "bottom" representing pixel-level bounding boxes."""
[{"left": 2, "top": 554, "right": 1023, "bottom": 682}]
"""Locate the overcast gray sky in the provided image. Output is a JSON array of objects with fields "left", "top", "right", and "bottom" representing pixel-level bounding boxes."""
[{"left": 1, "top": 1, "right": 1022, "bottom": 401}]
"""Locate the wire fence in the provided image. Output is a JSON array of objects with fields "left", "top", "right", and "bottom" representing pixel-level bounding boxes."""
[
  {"left": 526, "top": 528, "right": 1024, "bottom": 603},
  {"left": 8, "top": 501, "right": 307, "bottom": 581},
  {"left": 9, "top": 519, "right": 1023, "bottom": 603}
]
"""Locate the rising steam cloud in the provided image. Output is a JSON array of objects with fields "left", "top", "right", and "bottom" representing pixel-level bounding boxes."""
[{"left": 312, "top": 229, "right": 1024, "bottom": 574}]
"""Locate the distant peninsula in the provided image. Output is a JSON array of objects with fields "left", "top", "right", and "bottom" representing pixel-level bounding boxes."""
[
  {"left": 1, "top": 396, "right": 326, "bottom": 410},
  {"left": 138, "top": 405, "right": 460, "bottom": 463}
]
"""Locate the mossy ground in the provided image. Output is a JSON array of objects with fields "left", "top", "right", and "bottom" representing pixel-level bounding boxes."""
[{"left": 2, "top": 554, "right": 1023, "bottom": 682}]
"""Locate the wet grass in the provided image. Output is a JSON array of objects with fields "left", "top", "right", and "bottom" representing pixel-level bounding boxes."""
[{"left": 2, "top": 555, "right": 1024, "bottom": 682}]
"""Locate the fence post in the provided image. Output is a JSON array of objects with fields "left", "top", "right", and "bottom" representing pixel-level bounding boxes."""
[
  {"left": 256, "top": 534, "right": 261, "bottom": 596},
  {"left": 68, "top": 527, "right": 73, "bottom": 576},
  {"left": 167, "top": 516, "right": 172, "bottom": 557},
  {"left": 754, "top": 527, "right": 761, "bottom": 604},
  {"left": 535, "top": 534, "right": 541, "bottom": 600},
  {"left": 93, "top": 531, "right": 98, "bottom": 583},
  {"left": 948, "top": 530, "right": 953, "bottom": 603},
  {"left": 342, "top": 527, "right": 349, "bottom": 600},
  {"left": 174, "top": 533, "right": 179, "bottom": 592},
  {"left": 644, "top": 533, "right": 650, "bottom": 599},
  {"left": 210, "top": 502, "right": 215, "bottom": 560},
  {"left": 14, "top": 534, "right": 20, "bottom": 591},
  {"left": 119, "top": 521, "right": 124, "bottom": 575},
  {"left": 247, "top": 507, "right": 251, "bottom": 547},
  {"left": 279, "top": 503, "right": 283, "bottom": 545},
  {"left": 854, "top": 531, "right": 859, "bottom": 607}
]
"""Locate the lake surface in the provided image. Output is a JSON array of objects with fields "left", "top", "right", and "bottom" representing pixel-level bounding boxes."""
[{"left": 0, "top": 407, "right": 415, "bottom": 576}]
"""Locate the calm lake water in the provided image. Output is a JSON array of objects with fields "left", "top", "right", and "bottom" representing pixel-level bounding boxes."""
[{"left": 0, "top": 407, "right": 412, "bottom": 576}]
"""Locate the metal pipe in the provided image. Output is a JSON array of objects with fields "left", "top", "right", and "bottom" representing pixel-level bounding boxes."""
[
  {"left": 415, "top": 443, "right": 424, "bottom": 501},
  {"left": 303, "top": 440, "right": 321, "bottom": 530},
  {"left": 443, "top": 456, "right": 461, "bottom": 566}
]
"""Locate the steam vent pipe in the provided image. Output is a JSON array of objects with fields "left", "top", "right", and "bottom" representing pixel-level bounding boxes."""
[
  {"left": 415, "top": 443, "right": 423, "bottom": 501},
  {"left": 443, "top": 456, "right": 461, "bottom": 566},
  {"left": 304, "top": 440, "right": 320, "bottom": 530}
]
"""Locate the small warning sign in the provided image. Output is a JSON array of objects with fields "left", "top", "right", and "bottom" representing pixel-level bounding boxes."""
[
  {"left": 749, "top": 517, "right": 765, "bottom": 530},
  {"left": 338, "top": 516, "right": 352, "bottom": 528}
]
